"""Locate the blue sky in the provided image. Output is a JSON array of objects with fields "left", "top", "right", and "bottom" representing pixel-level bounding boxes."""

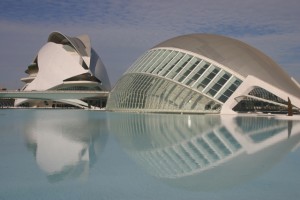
[{"left": 0, "top": 0, "right": 300, "bottom": 89}]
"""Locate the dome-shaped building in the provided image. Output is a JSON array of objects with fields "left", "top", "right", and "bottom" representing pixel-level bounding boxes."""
[
  {"left": 107, "top": 34, "right": 300, "bottom": 114},
  {"left": 15, "top": 32, "right": 111, "bottom": 108}
]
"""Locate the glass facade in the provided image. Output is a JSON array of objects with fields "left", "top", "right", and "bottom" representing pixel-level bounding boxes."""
[
  {"left": 0, "top": 98, "right": 15, "bottom": 107},
  {"left": 107, "top": 74, "right": 221, "bottom": 112},
  {"left": 107, "top": 48, "right": 243, "bottom": 113},
  {"left": 233, "top": 87, "right": 300, "bottom": 114}
]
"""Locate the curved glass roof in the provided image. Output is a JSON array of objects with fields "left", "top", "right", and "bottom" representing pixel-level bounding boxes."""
[
  {"left": 127, "top": 48, "right": 243, "bottom": 103},
  {"left": 154, "top": 34, "right": 300, "bottom": 100},
  {"left": 107, "top": 48, "right": 242, "bottom": 113}
]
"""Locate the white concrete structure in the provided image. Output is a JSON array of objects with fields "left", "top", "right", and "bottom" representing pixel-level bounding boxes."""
[
  {"left": 15, "top": 32, "right": 111, "bottom": 108},
  {"left": 107, "top": 34, "right": 300, "bottom": 114}
]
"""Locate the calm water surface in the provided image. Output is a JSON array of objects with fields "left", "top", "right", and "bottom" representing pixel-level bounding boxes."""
[{"left": 0, "top": 110, "right": 300, "bottom": 200}]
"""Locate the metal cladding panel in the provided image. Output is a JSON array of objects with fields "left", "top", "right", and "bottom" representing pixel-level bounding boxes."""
[
  {"left": 90, "top": 49, "right": 111, "bottom": 91},
  {"left": 48, "top": 32, "right": 88, "bottom": 57}
]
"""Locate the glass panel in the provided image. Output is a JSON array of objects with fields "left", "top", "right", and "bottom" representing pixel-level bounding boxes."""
[
  {"left": 248, "top": 87, "right": 286, "bottom": 104},
  {"left": 180, "top": 93, "right": 194, "bottom": 109},
  {"left": 190, "top": 95, "right": 204, "bottom": 110},
  {"left": 151, "top": 51, "right": 177, "bottom": 74},
  {"left": 128, "top": 51, "right": 152, "bottom": 73},
  {"left": 139, "top": 50, "right": 162, "bottom": 73},
  {"left": 216, "top": 77, "right": 242, "bottom": 103},
  {"left": 204, "top": 71, "right": 231, "bottom": 97},
  {"left": 177, "top": 89, "right": 191, "bottom": 109},
  {"left": 146, "top": 50, "right": 169, "bottom": 73},
  {"left": 166, "top": 55, "right": 192, "bottom": 79},
  {"left": 160, "top": 52, "right": 185, "bottom": 77},
  {"left": 184, "top": 61, "right": 210, "bottom": 86},
  {"left": 206, "top": 88, "right": 218, "bottom": 97},
  {"left": 218, "top": 94, "right": 228, "bottom": 103},
  {"left": 193, "top": 66, "right": 219, "bottom": 91},
  {"left": 175, "top": 57, "right": 201, "bottom": 82},
  {"left": 142, "top": 50, "right": 165, "bottom": 73}
]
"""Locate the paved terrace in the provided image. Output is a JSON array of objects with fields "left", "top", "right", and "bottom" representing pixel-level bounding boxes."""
[{"left": 0, "top": 90, "right": 109, "bottom": 100}]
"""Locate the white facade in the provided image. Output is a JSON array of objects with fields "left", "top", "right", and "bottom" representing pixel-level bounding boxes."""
[{"left": 15, "top": 32, "right": 111, "bottom": 108}]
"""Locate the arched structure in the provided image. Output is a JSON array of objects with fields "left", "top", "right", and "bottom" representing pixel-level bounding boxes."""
[
  {"left": 15, "top": 32, "right": 111, "bottom": 108},
  {"left": 107, "top": 34, "right": 300, "bottom": 114}
]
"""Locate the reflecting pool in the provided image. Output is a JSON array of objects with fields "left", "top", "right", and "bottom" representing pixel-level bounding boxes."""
[{"left": 0, "top": 110, "right": 300, "bottom": 200}]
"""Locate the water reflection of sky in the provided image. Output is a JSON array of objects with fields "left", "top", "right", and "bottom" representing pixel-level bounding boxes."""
[{"left": 0, "top": 110, "right": 300, "bottom": 200}]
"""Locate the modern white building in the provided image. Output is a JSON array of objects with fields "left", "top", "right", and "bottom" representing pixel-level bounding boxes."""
[
  {"left": 15, "top": 32, "right": 111, "bottom": 108},
  {"left": 107, "top": 34, "right": 300, "bottom": 114}
]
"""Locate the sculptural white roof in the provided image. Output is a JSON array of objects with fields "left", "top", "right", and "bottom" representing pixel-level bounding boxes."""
[{"left": 15, "top": 32, "right": 111, "bottom": 108}]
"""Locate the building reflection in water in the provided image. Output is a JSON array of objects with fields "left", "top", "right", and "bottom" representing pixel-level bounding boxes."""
[
  {"left": 108, "top": 113, "right": 300, "bottom": 191},
  {"left": 23, "top": 111, "right": 108, "bottom": 183}
]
